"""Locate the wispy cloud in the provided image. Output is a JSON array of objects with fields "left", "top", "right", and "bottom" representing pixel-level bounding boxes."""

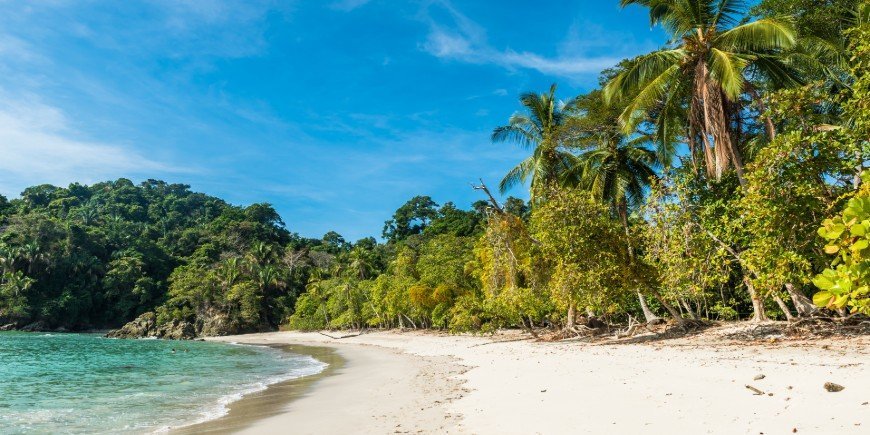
[
  {"left": 418, "top": 0, "right": 632, "bottom": 79},
  {"left": 0, "top": 96, "right": 184, "bottom": 196}
]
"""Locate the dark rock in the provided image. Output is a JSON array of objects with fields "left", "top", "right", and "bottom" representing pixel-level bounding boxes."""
[
  {"left": 106, "top": 312, "right": 158, "bottom": 339},
  {"left": 157, "top": 320, "right": 196, "bottom": 340},
  {"left": 20, "top": 321, "right": 49, "bottom": 332},
  {"left": 824, "top": 382, "right": 844, "bottom": 392}
]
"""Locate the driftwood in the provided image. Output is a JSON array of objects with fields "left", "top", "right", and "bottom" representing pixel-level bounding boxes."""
[
  {"left": 745, "top": 385, "right": 765, "bottom": 395},
  {"left": 318, "top": 331, "right": 366, "bottom": 340}
]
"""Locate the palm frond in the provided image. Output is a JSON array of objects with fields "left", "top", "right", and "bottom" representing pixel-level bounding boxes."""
[
  {"left": 716, "top": 17, "right": 796, "bottom": 52},
  {"left": 499, "top": 156, "right": 535, "bottom": 194},
  {"left": 750, "top": 54, "right": 804, "bottom": 90},
  {"left": 708, "top": 48, "right": 749, "bottom": 99},
  {"left": 617, "top": 64, "right": 682, "bottom": 131},
  {"left": 712, "top": 0, "right": 746, "bottom": 30},
  {"left": 604, "top": 49, "right": 685, "bottom": 104}
]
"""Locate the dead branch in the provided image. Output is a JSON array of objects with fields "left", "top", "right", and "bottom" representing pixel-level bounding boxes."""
[{"left": 471, "top": 178, "right": 504, "bottom": 213}]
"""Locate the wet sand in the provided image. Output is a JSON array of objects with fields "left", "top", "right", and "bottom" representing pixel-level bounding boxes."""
[{"left": 172, "top": 345, "right": 344, "bottom": 434}]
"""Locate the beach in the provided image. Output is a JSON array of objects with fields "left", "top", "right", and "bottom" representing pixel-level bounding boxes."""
[{"left": 200, "top": 326, "right": 870, "bottom": 434}]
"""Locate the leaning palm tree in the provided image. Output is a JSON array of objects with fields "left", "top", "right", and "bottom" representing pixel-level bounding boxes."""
[
  {"left": 493, "top": 84, "right": 578, "bottom": 201},
  {"left": 604, "top": 0, "right": 799, "bottom": 184}
]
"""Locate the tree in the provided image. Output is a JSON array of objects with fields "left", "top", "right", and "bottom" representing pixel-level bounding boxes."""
[
  {"left": 567, "top": 90, "right": 671, "bottom": 323},
  {"left": 493, "top": 84, "right": 579, "bottom": 200},
  {"left": 532, "top": 189, "right": 633, "bottom": 329},
  {"left": 382, "top": 196, "right": 439, "bottom": 242},
  {"left": 606, "top": 0, "right": 799, "bottom": 184}
]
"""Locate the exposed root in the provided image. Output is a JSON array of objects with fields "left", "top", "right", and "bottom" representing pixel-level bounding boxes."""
[{"left": 720, "top": 316, "right": 870, "bottom": 340}]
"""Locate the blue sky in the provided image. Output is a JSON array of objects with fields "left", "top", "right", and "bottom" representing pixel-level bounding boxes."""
[{"left": 0, "top": 0, "right": 666, "bottom": 241}]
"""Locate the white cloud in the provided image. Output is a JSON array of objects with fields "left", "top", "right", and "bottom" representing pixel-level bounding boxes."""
[
  {"left": 418, "top": 0, "right": 626, "bottom": 79},
  {"left": 0, "top": 96, "right": 183, "bottom": 196}
]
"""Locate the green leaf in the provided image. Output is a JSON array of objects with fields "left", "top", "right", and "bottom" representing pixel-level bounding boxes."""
[
  {"left": 853, "top": 239, "right": 869, "bottom": 252},
  {"left": 827, "top": 223, "right": 845, "bottom": 239},
  {"left": 812, "top": 275, "right": 834, "bottom": 290},
  {"left": 851, "top": 223, "right": 866, "bottom": 237},
  {"left": 824, "top": 245, "right": 840, "bottom": 254},
  {"left": 812, "top": 290, "right": 833, "bottom": 307}
]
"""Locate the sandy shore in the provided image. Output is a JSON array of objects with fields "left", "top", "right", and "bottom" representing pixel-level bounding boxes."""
[{"left": 203, "top": 326, "right": 869, "bottom": 434}]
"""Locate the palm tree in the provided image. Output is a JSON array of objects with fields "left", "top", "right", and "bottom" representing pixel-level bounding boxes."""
[
  {"left": 248, "top": 242, "right": 275, "bottom": 266},
  {"left": 346, "top": 246, "right": 375, "bottom": 280},
  {"left": 604, "top": 0, "right": 799, "bottom": 184},
  {"left": 493, "top": 84, "right": 579, "bottom": 200},
  {"left": 566, "top": 91, "right": 684, "bottom": 324}
]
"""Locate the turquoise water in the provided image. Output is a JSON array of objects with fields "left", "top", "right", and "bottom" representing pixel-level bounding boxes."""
[{"left": 0, "top": 332, "right": 325, "bottom": 434}]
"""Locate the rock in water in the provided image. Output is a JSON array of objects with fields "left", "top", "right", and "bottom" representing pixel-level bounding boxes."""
[
  {"left": 824, "top": 382, "right": 844, "bottom": 392},
  {"left": 106, "top": 312, "right": 158, "bottom": 339}
]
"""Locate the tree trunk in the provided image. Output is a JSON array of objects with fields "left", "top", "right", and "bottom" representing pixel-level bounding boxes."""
[
  {"left": 680, "top": 298, "right": 700, "bottom": 320},
  {"left": 638, "top": 292, "right": 661, "bottom": 323},
  {"left": 772, "top": 294, "right": 795, "bottom": 322},
  {"left": 784, "top": 283, "right": 817, "bottom": 317},
  {"left": 746, "top": 84, "right": 776, "bottom": 142},
  {"left": 649, "top": 288, "right": 686, "bottom": 325},
  {"left": 566, "top": 303, "right": 576, "bottom": 328},
  {"left": 744, "top": 276, "right": 767, "bottom": 322}
]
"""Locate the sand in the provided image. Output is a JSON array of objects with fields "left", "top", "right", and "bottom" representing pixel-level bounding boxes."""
[{"left": 202, "top": 325, "right": 869, "bottom": 434}]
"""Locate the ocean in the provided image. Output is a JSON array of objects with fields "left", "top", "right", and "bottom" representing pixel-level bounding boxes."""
[{"left": 0, "top": 332, "right": 325, "bottom": 434}]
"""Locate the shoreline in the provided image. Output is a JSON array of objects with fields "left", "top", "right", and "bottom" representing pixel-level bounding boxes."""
[
  {"left": 172, "top": 344, "right": 344, "bottom": 434},
  {"left": 199, "top": 333, "right": 465, "bottom": 434},
  {"left": 195, "top": 326, "right": 868, "bottom": 434}
]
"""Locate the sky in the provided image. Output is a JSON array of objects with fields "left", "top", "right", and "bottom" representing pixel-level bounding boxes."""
[{"left": 0, "top": 0, "right": 667, "bottom": 241}]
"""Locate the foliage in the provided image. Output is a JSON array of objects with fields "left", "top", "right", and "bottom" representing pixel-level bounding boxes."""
[
  {"left": 814, "top": 174, "right": 870, "bottom": 314},
  {"left": 532, "top": 189, "right": 632, "bottom": 318}
]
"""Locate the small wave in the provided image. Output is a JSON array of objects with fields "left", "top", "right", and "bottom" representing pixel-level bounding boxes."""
[{"left": 155, "top": 357, "right": 327, "bottom": 433}]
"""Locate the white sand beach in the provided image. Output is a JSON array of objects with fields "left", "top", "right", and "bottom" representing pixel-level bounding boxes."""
[{"left": 206, "top": 326, "right": 870, "bottom": 434}]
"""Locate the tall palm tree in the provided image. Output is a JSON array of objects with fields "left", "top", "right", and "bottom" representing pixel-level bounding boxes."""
[
  {"left": 566, "top": 91, "right": 683, "bottom": 323},
  {"left": 604, "top": 0, "right": 799, "bottom": 184},
  {"left": 493, "top": 84, "right": 578, "bottom": 200}
]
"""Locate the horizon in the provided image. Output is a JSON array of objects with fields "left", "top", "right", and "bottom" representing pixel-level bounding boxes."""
[{"left": 0, "top": 0, "right": 666, "bottom": 240}]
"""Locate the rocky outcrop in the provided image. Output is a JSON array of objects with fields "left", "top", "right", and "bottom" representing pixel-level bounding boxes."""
[
  {"left": 106, "top": 312, "right": 197, "bottom": 340},
  {"left": 20, "top": 321, "right": 50, "bottom": 332},
  {"left": 107, "top": 309, "right": 251, "bottom": 340},
  {"left": 197, "top": 310, "right": 233, "bottom": 337},
  {"left": 106, "top": 312, "right": 157, "bottom": 338}
]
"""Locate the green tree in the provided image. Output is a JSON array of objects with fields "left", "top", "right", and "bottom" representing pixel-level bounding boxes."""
[{"left": 382, "top": 196, "right": 439, "bottom": 243}]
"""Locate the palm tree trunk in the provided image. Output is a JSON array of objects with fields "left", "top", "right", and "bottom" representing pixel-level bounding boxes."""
[{"left": 696, "top": 63, "right": 746, "bottom": 184}]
